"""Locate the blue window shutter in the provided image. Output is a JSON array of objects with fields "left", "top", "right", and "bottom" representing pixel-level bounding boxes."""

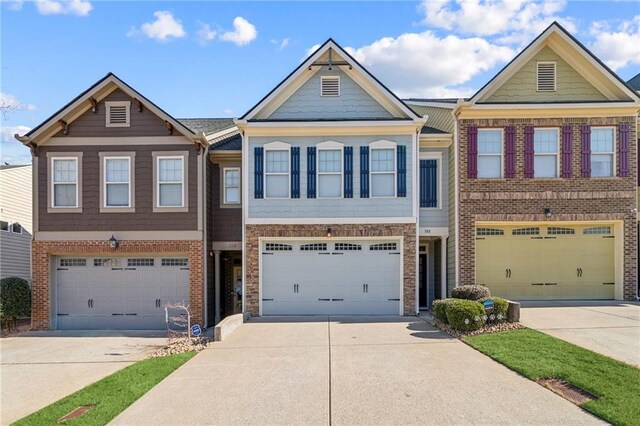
[
  {"left": 344, "top": 147, "right": 353, "bottom": 198},
  {"left": 360, "top": 146, "right": 369, "bottom": 198},
  {"left": 307, "top": 147, "right": 316, "bottom": 198},
  {"left": 420, "top": 159, "right": 438, "bottom": 208},
  {"left": 291, "top": 147, "right": 300, "bottom": 198},
  {"left": 254, "top": 147, "right": 263, "bottom": 199},
  {"left": 397, "top": 145, "right": 406, "bottom": 197}
]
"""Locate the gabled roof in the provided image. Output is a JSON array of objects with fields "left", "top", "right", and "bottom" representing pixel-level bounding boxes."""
[
  {"left": 16, "top": 73, "right": 204, "bottom": 145},
  {"left": 627, "top": 73, "right": 640, "bottom": 91},
  {"left": 238, "top": 38, "right": 422, "bottom": 122},
  {"left": 209, "top": 132, "right": 242, "bottom": 151},
  {"left": 177, "top": 118, "right": 235, "bottom": 136},
  {"left": 469, "top": 22, "right": 640, "bottom": 104}
]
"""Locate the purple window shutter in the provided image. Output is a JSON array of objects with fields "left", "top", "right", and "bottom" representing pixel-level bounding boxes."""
[
  {"left": 523, "top": 126, "right": 534, "bottom": 178},
  {"left": 618, "top": 123, "right": 629, "bottom": 177},
  {"left": 504, "top": 126, "right": 516, "bottom": 178},
  {"left": 581, "top": 125, "right": 591, "bottom": 178},
  {"left": 467, "top": 126, "right": 478, "bottom": 179},
  {"left": 561, "top": 125, "right": 573, "bottom": 178}
]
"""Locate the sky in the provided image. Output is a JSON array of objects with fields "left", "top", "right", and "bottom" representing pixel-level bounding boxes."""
[{"left": 1, "top": 0, "right": 639, "bottom": 164}]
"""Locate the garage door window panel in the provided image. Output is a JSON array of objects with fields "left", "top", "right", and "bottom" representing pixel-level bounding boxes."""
[
  {"left": 370, "top": 148, "right": 396, "bottom": 197},
  {"left": 318, "top": 149, "right": 343, "bottom": 198},
  {"left": 477, "top": 129, "right": 503, "bottom": 178},
  {"left": 590, "top": 128, "right": 615, "bottom": 178},
  {"left": 548, "top": 227, "right": 575, "bottom": 235},
  {"left": 534, "top": 129, "right": 559, "bottom": 178},
  {"left": 265, "top": 150, "right": 290, "bottom": 198},
  {"left": 60, "top": 258, "right": 86, "bottom": 267},
  {"left": 583, "top": 226, "right": 611, "bottom": 235},
  {"left": 512, "top": 227, "right": 540, "bottom": 236}
]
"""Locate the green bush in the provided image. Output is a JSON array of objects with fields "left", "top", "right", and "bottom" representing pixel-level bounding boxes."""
[
  {"left": 451, "top": 285, "right": 490, "bottom": 301},
  {"left": 0, "top": 277, "right": 31, "bottom": 325},
  {"left": 432, "top": 300, "right": 448, "bottom": 323},
  {"left": 478, "top": 297, "right": 509, "bottom": 323},
  {"left": 445, "top": 299, "right": 485, "bottom": 332}
]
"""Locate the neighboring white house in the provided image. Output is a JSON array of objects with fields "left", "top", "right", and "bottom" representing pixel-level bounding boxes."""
[{"left": 0, "top": 164, "right": 32, "bottom": 281}]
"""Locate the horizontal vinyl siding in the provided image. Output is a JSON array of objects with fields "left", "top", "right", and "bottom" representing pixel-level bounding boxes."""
[
  {"left": 248, "top": 135, "right": 413, "bottom": 218},
  {"left": 0, "top": 233, "right": 31, "bottom": 280},
  {"left": 419, "top": 148, "right": 449, "bottom": 228},
  {"left": 0, "top": 166, "right": 33, "bottom": 233},
  {"left": 212, "top": 163, "right": 242, "bottom": 241},
  {"left": 410, "top": 105, "right": 455, "bottom": 134}
]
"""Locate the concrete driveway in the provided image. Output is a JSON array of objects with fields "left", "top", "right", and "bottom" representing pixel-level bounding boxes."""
[
  {"left": 112, "top": 317, "right": 602, "bottom": 426},
  {"left": 0, "top": 331, "right": 166, "bottom": 425},
  {"left": 520, "top": 301, "right": 640, "bottom": 367}
]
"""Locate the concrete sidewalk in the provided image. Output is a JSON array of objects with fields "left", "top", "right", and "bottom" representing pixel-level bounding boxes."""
[
  {"left": 112, "top": 317, "right": 602, "bottom": 425},
  {"left": 520, "top": 301, "right": 640, "bottom": 366}
]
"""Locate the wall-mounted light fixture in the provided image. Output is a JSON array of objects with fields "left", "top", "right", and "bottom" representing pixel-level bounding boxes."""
[
  {"left": 326, "top": 227, "right": 332, "bottom": 238},
  {"left": 543, "top": 208, "right": 553, "bottom": 219},
  {"left": 109, "top": 234, "right": 118, "bottom": 249}
]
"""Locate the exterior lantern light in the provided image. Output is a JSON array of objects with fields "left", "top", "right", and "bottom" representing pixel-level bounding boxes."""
[
  {"left": 326, "top": 227, "right": 332, "bottom": 238},
  {"left": 543, "top": 208, "right": 553, "bottom": 219},
  {"left": 109, "top": 234, "right": 118, "bottom": 249}
]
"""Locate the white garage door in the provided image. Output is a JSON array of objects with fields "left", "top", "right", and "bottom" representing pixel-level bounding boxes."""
[
  {"left": 261, "top": 240, "right": 401, "bottom": 315},
  {"left": 56, "top": 256, "right": 189, "bottom": 330}
]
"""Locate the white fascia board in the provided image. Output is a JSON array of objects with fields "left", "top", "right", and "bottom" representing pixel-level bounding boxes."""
[
  {"left": 246, "top": 217, "right": 416, "bottom": 225},
  {"left": 470, "top": 102, "right": 640, "bottom": 109},
  {"left": 404, "top": 101, "right": 457, "bottom": 109},
  {"left": 205, "top": 126, "right": 239, "bottom": 142}
]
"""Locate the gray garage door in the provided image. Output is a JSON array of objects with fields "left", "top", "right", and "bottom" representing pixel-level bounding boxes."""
[
  {"left": 262, "top": 240, "right": 401, "bottom": 315},
  {"left": 56, "top": 256, "right": 189, "bottom": 330}
]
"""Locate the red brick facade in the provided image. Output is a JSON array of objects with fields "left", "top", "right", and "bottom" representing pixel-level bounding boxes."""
[
  {"left": 458, "top": 115, "right": 638, "bottom": 300},
  {"left": 31, "top": 239, "right": 204, "bottom": 330},
  {"left": 245, "top": 223, "right": 417, "bottom": 316}
]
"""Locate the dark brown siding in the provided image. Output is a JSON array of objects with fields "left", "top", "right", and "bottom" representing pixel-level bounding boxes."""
[
  {"left": 54, "top": 89, "right": 172, "bottom": 137},
  {"left": 212, "top": 163, "right": 242, "bottom": 242},
  {"left": 206, "top": 160, "right": 215, "bottom": 325},
  {"left": 39, "top": 144, "right": 199, "bottom": 231}
]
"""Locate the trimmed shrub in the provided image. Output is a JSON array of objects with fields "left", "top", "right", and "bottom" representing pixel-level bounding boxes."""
[
  {"left": 432, "top": 299, "right": 448, "bottom": 323},
  {"left": 445, "top": 299, "right": 485, "bottom": 332},
  {"left": 451, "top": 285, "right": 490, "bottom": 301},
  {"left": 0, "top": 277, "right": 31, "bottom": 327},
  {"left": 478, "top": 297, "right": 509, "bottom": 323}
]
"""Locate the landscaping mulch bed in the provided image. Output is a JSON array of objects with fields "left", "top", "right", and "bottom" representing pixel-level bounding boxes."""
[
  {"left": 433, "top": 318, "right": 525, "bottom": 339},
  {"left": 537, "top": 378, "right": 597, "bottom": 405},
  {"left": 148, "top": 336, "right": 210, "bottom": 358}
]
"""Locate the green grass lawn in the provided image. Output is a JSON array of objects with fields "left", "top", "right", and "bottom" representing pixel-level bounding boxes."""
[
  {"left": 465, "top": 329, "right": 640, "bottom": 426},
  {"left": 13, "top": 351, "right": 196, "bottom": 426}
]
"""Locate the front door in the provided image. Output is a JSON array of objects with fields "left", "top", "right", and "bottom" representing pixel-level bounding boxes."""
[
  {"left": 419, "top": 254, "right": 428, "bottom": 309},
  {"left": 233, "top": 266, "right": 242, "bottom": 314}
]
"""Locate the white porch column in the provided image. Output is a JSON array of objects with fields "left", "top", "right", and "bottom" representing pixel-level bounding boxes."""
[
  {"left": 441, "top": 238, "right": 447, "bottom": 300},
  {"left": 214, "top": 250, "right": 221, "bottom": 325}
]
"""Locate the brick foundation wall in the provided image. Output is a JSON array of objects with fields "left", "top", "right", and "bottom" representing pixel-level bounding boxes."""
[
  {"left": 31, "top": 239, "right": 204, "bottom": 330},
  {"left": 458, "top": 116, "right": 638, "bottom": 300},
  {"left": 245, "top": 223, "right": 417, "bottom": 315}
]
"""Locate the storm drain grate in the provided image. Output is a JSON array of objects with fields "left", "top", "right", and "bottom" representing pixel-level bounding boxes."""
[
  {"left": 57, "top": 404, "right": 95, "bottom": 423},
  {"left": 537, "top": 378, "right": 596, "bottom": 405}
]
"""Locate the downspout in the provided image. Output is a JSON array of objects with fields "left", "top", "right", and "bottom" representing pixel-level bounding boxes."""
[{"left": 452, "top": 100, "right": 463, "bottom": 289}]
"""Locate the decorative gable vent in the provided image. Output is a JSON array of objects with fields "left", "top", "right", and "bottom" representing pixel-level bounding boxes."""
[
  {"left": 537, "top": 62, "right": 556, "bottom": 92},
  {"left": 105, "top": 101, "right": 131, "bottom": 127},
  {"left": 321, "top": 76, "right": 340, "bottom": 97}
]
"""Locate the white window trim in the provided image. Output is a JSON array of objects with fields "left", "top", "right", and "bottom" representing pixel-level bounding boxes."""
[
  {"left": 533, "top": 127, "right": 560, "bottom": 179},
  {"left": 590, "top": 126, "right": 617, "bottom": 178},
  {"left": 156, "top": 155, "right": 185, "bottom": 208},
  {"left": 105, "top": 101, "right": 131, "bottom": 127},
  {"left": 320, "top": 76, "right": 340, "bottom": 97},
  {"left": 419, "top": 152, "right": 442, "bottom": 210},
  {"left": 51, "top": 156, "right": 79, "bottom": 209},
  {"left": 223, "top": 167, "right": 241, "bottom": 205},
  {"left": 103, "top": 156, "right": 132, "bottom": 209},
  {"left": 317, "top": 141, "right": 344, "bottom": 199},
  {"left": 264, "top": 141, "right": 291, "bottom": 199},
  {"left": 11, "top": 222, "right": 23, "bottom": 234},
  {"left": 477, "top": 129, "right": 504, "bottom": 179},
  {"left": 536, "top": 61, "right": 556, "bottom": 92},
  {"left": 369, "top": 140, "right": 397, "bottom": 199}
]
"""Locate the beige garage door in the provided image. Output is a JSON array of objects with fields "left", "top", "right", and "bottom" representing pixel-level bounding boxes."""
[{"left": 476, "top": 224, "right": 615, "bottom": 300}]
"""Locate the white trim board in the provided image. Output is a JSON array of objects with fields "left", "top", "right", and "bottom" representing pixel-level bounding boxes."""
[{"left": 246, "top": 217, "right": 416, "bottom": 225}]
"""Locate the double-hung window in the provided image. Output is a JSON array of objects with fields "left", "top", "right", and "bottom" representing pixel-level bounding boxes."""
[
  {"left": 52, "top": 157, "right": 78, "bottom": 207},
  {"left": 477, "top": 129, "right": 503, "bottom": 178},
  {"left": 318, "top": 149, "right": 342, "bottom": 198},
  {"left": 223, "top": 167, "right": 241, "bottom": 204},
  {"left": 265, "top": 150, "right": 289, "bottom": 198},
  {"left": 591, "top": 128, "right": 615, "bottom": 177},
  {"left": 370, "top": 148, "right": 395, "bottom": 197},
  {"left": 158, "top": 157, "right": 184, "bottom": 207},
  {"left": 104, "top": 157, "right": 131, "bottom": 207},
  {"left": 534, "top": 128, "right": 559, "bottom": 178}
]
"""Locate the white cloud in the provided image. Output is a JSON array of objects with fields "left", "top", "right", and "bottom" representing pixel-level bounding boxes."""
[
  {"left": 344, "top": 31, "right": 514, "bottom": 98},
  {"left": 420, "top": 0, "right": 576, "bottom": 45},
  {"left": 271, "top": 37, "right": 290, "bottom": 50},
  {"left": 589, "top": 16, "right": 640, "bottom": 71},
  {"left": 197, "top": 23, "right": 217, "bottom": 43},
  {"left": 6, "top": 0, "right": 24, "bottom": 11},
  {"left": 220, "top": 17, "right": 257, "bottom": 46},
  {"left": 128, "top": 11, "right": 186, "bottom": 41},
  {"left": 0, "top": 93, "right": 36, "bottom": 111},
  {"left": 1, "top": 125, "right": 31, "bottom": 144},
  {"left": 35, "top": 0, "right": 92, "bottom": 16},
  {"left": 222, "top": 108, "right": 234, "bottom": 115}
]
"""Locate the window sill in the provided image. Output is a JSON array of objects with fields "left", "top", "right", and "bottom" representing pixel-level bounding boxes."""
[
  {"left": 153, "top": 206, "right": 189, "bottom": 213},
  {"left": 47, "top": 207, "right": 82, "bottom": 213},
  {"left": 100, "top": 207, "right": 135, "bottom": 213},
  {"left": 220, "top": 203, "right": 242, "bottom": 209}
]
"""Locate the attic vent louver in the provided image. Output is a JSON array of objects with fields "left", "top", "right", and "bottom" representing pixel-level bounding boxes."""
[
  {"left": 105, "top": 101, "right": 131, "bottom": 127},
  {"left": 321, "top": 76, "right": 340, "bottom": 97},
  {"left": 537, "top": 62, "right": 556, "bottom": 92}
]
